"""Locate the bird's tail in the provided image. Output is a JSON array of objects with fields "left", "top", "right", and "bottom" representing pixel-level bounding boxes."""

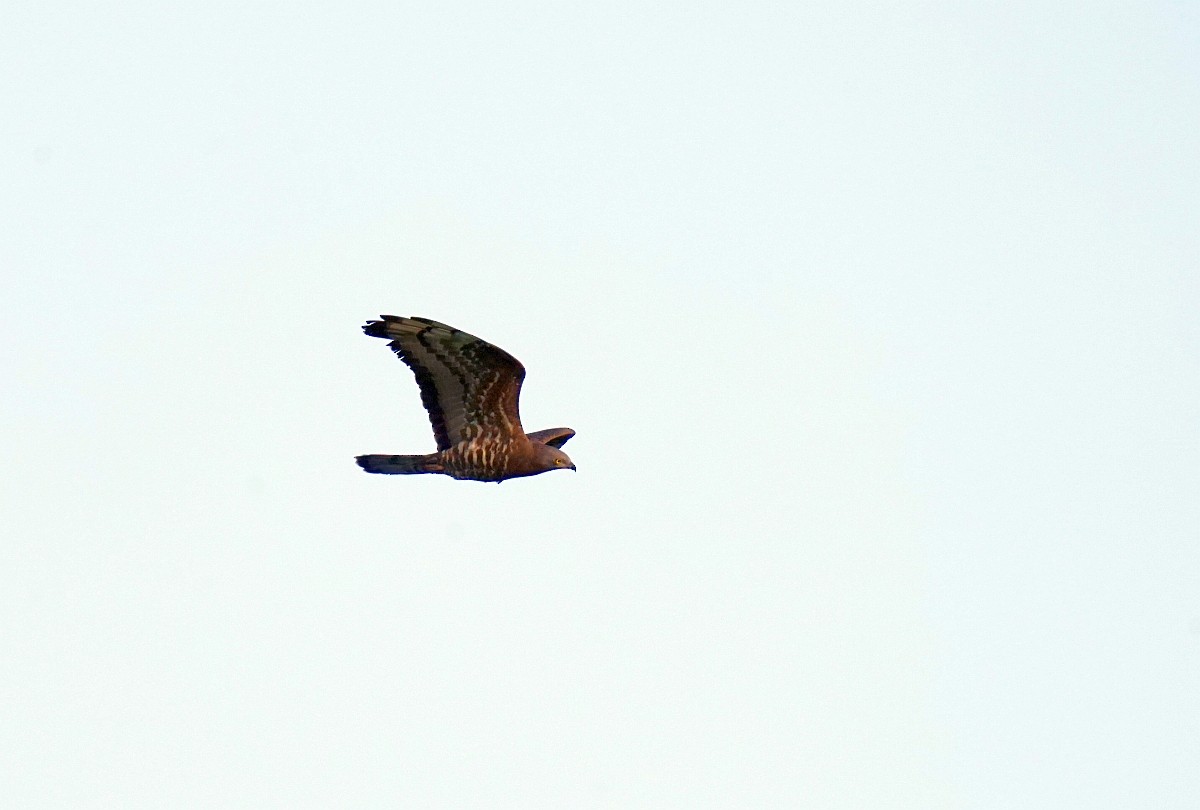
[{"left": 355, "top": 453, "right": 440, "bottom": 475}]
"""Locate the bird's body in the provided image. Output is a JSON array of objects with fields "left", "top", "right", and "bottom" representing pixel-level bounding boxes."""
[{"left": 356, "top": 316, "right": 576, "bottom": 482}]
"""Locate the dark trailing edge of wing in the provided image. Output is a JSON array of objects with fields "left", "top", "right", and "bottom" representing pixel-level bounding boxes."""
[{"left": 363, "top": 317, "right": 454, "bottom": 450}]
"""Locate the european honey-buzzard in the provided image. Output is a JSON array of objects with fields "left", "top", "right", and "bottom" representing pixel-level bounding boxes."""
[{"left": 356, "top": 316, "right": 576, "bottom": 482}]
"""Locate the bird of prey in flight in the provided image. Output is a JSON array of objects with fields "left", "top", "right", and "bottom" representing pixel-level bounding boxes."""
[{"left": 356, "top": 316, "right": 576, "bottom": 482}]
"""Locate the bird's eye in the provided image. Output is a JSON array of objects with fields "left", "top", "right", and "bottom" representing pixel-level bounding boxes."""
[{"left": 555, "top": 458, "right": 564, "bottom": 465}]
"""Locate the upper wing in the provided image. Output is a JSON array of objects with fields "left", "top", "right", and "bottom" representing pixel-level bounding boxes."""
[
  {"left": 363, "top": 316, "right": 526, "bottom": 450},
  {"left": 525, "top": 427, "right": 575, "bottom": 448}
]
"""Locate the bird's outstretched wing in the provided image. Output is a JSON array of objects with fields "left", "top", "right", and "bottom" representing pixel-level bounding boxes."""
[
  {"left": 525, "top": 427, "right": 575, "bottom": 448},
  {"left": 363, "top": 316, "right": 526, "bottom": 450}
]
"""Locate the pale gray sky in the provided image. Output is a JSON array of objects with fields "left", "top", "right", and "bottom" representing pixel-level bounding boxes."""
[{"left": 2, "top": 2, "right": 1197, "bottom": 807}]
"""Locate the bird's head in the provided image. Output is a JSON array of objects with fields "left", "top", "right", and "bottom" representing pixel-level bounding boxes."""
[{"left": 534, "top": 442, "right": 576, "bottom": 473}]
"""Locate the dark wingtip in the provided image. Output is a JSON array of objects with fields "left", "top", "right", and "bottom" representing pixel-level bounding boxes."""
[{"left": 362, "top": 318, "right": 390, "bottom": 338}]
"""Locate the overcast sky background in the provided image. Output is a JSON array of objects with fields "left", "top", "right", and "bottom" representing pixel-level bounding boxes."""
[{"left": 2, "top": 2, "right": 1197, "bottom": 807}]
